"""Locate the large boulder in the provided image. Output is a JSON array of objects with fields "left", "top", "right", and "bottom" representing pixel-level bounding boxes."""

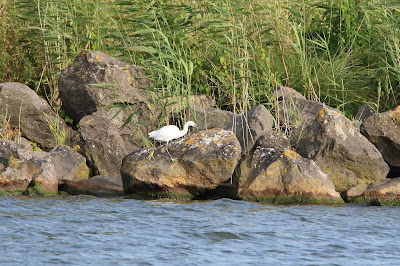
[
  {"left": 59, "top": 51, "right": 159, "bottom": 148},
  {"left": 121, "top": 129, "right": 241, "bottom": 200},
  {"left": 0, "top": 139, "right": 91, "bottom": 195},
  {"left": 79, "top": 114, "right": 128, "bottom": 176},
  {"left": 291, "top": 107, "right": 389, "bottom": 192},
  {"left": 59, "top": 175, "right": 124, "bottom": 197},
  {"left": 361, "top": 105, "right": 400, "bottom": 169},
  {"left": 235, "top": 145, "right": 343, "bottom": 204},
  {"left": 0, "top": 82, "right": 75, "bottom": 149}
]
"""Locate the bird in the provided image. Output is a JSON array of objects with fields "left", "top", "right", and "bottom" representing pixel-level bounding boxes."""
[{"left": 148, "top": 121, "right": 196, "bottom": 160}]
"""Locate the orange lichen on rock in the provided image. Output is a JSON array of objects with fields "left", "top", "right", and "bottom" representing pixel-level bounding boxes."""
[{"left": 283, "top": 149, "right": 297, "bottom": 160}]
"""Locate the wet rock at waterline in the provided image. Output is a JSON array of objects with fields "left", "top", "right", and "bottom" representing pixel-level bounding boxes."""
[
  {"left": 291, "top": 107, "right": 389, "bottom": 192},
  {"left": 0, "top": 82, "right": 77, "bottom": 149},
  {"left": 361, "top": 106, "right": 400, "bottom": 169},
  {"left": 235, "top": 147, "right": 343, "bottom": 204},
  {"left": 121, "top": 129, "right": 241, "bottom": 199},
  {"left": 59, "top": 51, "right": 161, "bottom": 148},
  {"left": 79, "top": 114, "right": 128, "bottom": 176},
  {"left": 0, "top": 140, "right": 90, "bottom": 195},
  {"left": 348, "top": 178, "right": 400, "bottom": 206},
  {"left": 59, "top": 175, "right": 124, "bottom": 197}
]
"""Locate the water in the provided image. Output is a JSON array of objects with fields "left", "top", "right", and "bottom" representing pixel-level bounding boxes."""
[{"left": 0, "top": 196, "right": 399, "bottom": 265}]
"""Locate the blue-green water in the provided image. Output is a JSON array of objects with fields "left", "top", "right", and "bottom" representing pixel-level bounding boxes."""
[{"left": 0, "top": 196, "right": 399, "bottom": 265}]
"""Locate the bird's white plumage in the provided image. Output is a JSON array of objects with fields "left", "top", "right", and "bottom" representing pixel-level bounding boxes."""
[{"left": 148, "top": 121, "right": 196, "bottom": 145}]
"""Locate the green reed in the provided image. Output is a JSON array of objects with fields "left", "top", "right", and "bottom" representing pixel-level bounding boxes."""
[{"left": 1, "top": 0, "right": 399, "bottom": 122}]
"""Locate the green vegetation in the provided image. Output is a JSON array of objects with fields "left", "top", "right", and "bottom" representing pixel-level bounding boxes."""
[{"left": 1, "top": 0, "right": 399, "bottom": 118}]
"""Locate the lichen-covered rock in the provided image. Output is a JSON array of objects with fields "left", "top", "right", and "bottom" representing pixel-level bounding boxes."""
[
  {"left": 79, "top": 114, "right": 128, "bottom": 176},
  {"left": 121, "top": 129, "right": 241, "bottom": 199},
  {"left": 59, "top": 175, "right": 124, "bottom": 197},
  {"left": 361, "top": 106, "right": 400, "bottom": 168},
  {"left": 0, "top": 82, "right": 76, "bottom": 149},
  {"left": 291, "top": 107, "right": 389, "bottom": 192},
  {"left": 235, "top": 147, "right": 343, "bottom": 204},
  {"left": 50, "top": 145, "right": 90, "bottom": 181},
  {"left": 59, "top": 51, "right": 159, "bottom": 149},
  {"left": 234, "top": 105, "right": 274, "bottom": 154}
]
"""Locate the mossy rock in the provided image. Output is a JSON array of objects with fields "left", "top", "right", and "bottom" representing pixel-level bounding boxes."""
[
  {"left": 351, "top": 196, "right": 400, "bottom": 206},
  {"left": 239, "top": 194, "right": 344, "bottom": 205},
  {"left": 23, "top": 181, "right": 59, "bottom": 197}
]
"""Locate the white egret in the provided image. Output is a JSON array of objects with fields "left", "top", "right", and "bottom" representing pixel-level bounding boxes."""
[{"left": 148, "top": 121, "right": 196, "bottom": 160}]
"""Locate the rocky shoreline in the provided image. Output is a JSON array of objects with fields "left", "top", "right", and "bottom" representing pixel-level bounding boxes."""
[{"left": 1, "top": 50, "right": 400, "bottom": 206}]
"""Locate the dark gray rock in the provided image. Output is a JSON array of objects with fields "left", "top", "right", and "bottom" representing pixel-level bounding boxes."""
[
  {"left": 59, "top": 51, "right": 160, "bottom": 149},
  {"left": 361, "top": 105, "right": 400, "bottom": 168},
  {"left": 50, "top": 145, "right": 91, "bottom": 181},
  {"left": 252, "top": 132, "right": 291, "bottom": 152},
  {"left": 356, "top": 103, "right": 377, "bottom": 121},
  {"left": 173, "top": 107, "right": 237, "bottom": 131},
  {"left": 59, "top": 175, "right": 124, "bottom": 197},
  {"left": 79, "top": 114, "right": 128, "bottom": 176},
  {"left": 234, "top": 105, "right": 274, "bottom": 154},
  {"left": 0, "top": 82, "right": 76, "bottom": 149}
]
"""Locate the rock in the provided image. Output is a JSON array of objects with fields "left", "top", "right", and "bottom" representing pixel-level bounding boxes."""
[
  {"left": 345, "top": 184, "right": 369, "bottom": 201},
  {"left": 291, "top": 107, "right": 389, "bottom": 192},
  {"left": 59, "top": 51, "right": 159, "bottom": 148},
  {"left": 121, "top": 129, "right": 241, "bottom": 199},
  {"left": 235, "top": 148, "right": 343, "bottom": 204},
  {"left": 5, "top": 144, "right": 58, "bottom": 194},
  {"left": 50, "top": 145, "right": 91, "bottom": 181},
  {"left": 0, "top": 139, "right": 91, "bottom": 195},
  {"left": 356, "top": 103, "right": 377, "bottom": 121},
  {"left": 234, "top": 105, "right": 274, "bottom": 154},
  {"left": 59, "top": 175, "right": 124, "bottom": 197},
  {"left": 79, "top": 114, "right": 128, "bottom": 176},
  {"left": 173, "top": 107, "right": 237, "bottom": 131},
  {"left": 361, "top": 106, "right": 400, "bottom": 169},
  {"left": 174, "top": 105, "right": 273, "bottom": 154},
  {"left": 252, "top": 132, "right": 291, "bottom": 152},
  {"left": 355, "top": 178, "right": 400, "bottom": 206},
  {"left": 0, "top": 82, "right": 75, "bottom": 149},
  {"left": 166, "top": 94, "right": 215, "bottom": 114},
  {"left": 273, "top": 85, "right": 335, "bottom": 129}
]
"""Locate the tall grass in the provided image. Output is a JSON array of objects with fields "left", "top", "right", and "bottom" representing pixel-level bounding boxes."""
[{"left": 1, "top": 0, "right": 399, "bottom": 121}]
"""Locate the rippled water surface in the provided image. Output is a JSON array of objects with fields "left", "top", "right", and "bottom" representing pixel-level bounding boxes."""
[{"left": 1, "top": 196, "right": 399, "bottom": 265}]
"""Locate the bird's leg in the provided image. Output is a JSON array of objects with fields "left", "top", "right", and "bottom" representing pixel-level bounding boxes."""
[
  {"left": 165, "top": 142, "right": 177, "bottom": 162},
  {"left": 147, "top": 149, "right": 155, "bottom": 160}
]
